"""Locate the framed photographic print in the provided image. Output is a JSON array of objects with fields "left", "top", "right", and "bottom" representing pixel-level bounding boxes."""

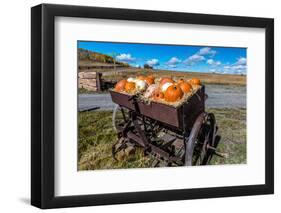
[{"left": 31, "top": 3, "right": 274, "bottom": 209}]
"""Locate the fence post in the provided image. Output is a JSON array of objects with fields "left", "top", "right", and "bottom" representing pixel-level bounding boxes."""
[{"left": 96, "top": 72, "right": 103, "bottom": 91}]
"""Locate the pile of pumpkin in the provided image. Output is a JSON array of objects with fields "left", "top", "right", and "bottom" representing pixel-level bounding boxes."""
[{"left": 114, "top": 75, "right": 201, "bottom": 105}]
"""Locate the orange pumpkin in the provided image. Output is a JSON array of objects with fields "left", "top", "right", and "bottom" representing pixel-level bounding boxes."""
[
  {"left": 144, "top": 77, "right": 155, "bottom": 85},
  {"left": 164, "top": 85, "right": 183, "bottom": 102},
  {"left": 190, "top": 78, "right": 201, "bottom": 85},
  {"left": 137, "top": 76, "right": 146, "bottom": 80},
  {"left": 124, "top": 82, "right": 136, "bottom": 93},
  {"left": 147, "top": 75, "right": 155, "bottom": 80},
  {"left": 160, "top": 77, "right": 174, "bottom": 86},
  {"left": 177, "top": 78, "right": 185, "bottom": 84},
  {"left": 153, "top": 90, "right": 164, "bottom": 100},
  {"left": 115, "top": 79, "right": 127, "bottom": 91},
  {"left": 179, "top": 82, "right": 192, "bottom": 93}
]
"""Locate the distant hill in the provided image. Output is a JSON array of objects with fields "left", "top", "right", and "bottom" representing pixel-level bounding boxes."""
[{"left": 78, "top": 48, "right": 130, "bottom": 67}]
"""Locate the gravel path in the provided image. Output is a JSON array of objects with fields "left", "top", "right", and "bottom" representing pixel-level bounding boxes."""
[{"left": 79, "top": 84, "right": 246, "bottom": 111}]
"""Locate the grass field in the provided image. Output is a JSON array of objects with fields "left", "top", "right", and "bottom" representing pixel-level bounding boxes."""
[
  {"left": 78, "top": 108, "right": 246, "bottom": 170},
  {"left": 98, "top": 68, "right": 246, "bottom": 85}
]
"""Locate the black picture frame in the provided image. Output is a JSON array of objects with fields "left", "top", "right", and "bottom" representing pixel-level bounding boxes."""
[{"left": 31, "top": 3, "right": 274, "bottom": 209}]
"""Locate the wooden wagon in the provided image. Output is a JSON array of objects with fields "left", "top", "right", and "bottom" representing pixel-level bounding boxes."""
[{"left": 109, "top": 86, "right": 221, "bottom": 166}]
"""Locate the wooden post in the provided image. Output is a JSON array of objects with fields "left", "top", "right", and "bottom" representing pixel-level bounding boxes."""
[{"left": 96, "top": 72, "right": 103, "bottom": 91}]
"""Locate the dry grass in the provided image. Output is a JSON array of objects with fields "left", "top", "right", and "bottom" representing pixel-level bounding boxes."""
[
  {"left": 208, "top": 108, "right": 247, "bottom": 165},
  {"left": 101, "top": 68, "right": 246, "bottom": 85}
]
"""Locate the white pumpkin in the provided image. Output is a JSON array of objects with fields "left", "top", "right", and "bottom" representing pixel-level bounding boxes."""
[
  {"left": 127, "top": 77, "right": 136, "bottom": 82},
  {"left": 135, "top": 79, "right": 147, "bottom": 92},
  {"left": 144, "top": 84, "right": 158, "bottom": 98},
  {"left": 161, "top": 82, "right": 174, "bottom": 92}
]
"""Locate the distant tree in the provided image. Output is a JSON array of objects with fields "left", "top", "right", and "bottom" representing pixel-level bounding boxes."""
[
  {"left": 143, "top": 64, "right": 153, "bottom": 69},
  {"left": 94, "top": 54, "right": 104, "bottom": 62},
  {"left": 108, "top": 52, "right": 118, "bottom": 70},
  {"left": 88, "top": 53, "right": 96, "bottom": 61},
  {"left": 122, "top": 63, "right": 130, "bottom": 67}
]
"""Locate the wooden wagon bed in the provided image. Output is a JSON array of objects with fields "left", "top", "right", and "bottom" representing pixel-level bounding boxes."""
[{"left": 109, "top": 86, "right": 205, "bottom": 131}]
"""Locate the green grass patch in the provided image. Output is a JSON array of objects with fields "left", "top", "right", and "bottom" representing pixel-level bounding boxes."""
[
  {"left": 208, "top": 108, "right": 246, "bottom": 165},
  {"left": 78, "top": 108, "right": 246, "bottom": 170}
]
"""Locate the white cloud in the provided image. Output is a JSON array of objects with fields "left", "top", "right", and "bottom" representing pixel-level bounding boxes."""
[
  {"left": 146, "top": 59, "right": 159, "bottom": 67},
  {"left": 231, "top": 65, "right": 247, "bottom": 74},
  {"left": 232, "top": 65, "right": 245, "bottom": 69},
  {"left": 168, "top": 64, "right": 177, "bottom": 68},
  {"left": 166, "top": 57, "right": 181, "bottom": 68},
  {"left": 231, "top": 57, "right": 247, "bottom": 74},
  {"left": 207, "top": 59, "right": 214, "bottom": 64},
  {"left": 223, "top": 57, "right": 247, "bottom": 74},
  {"left": 184, "top": 54, "right": 205, "bottom": 66},
  {"left": 183, "top": 47, "right": 216, "bottom": 66},
  {"left": 167, "top": 57, "right": 181, "bottom": 65},
  {"left": 236, "top": 57, "right": 247, "bottom": 65},
  {"left": 207, "top": 59, "right": 221, "bottom": 66},
  {"left": 198, "top": 47, "right": 216, "bottom": 57},
  {"left": 116, "top": 53, "right": 135, "bottom": 62}
]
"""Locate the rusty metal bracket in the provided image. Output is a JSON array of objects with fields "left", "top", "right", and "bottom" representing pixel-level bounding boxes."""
[{"left": 131, "top": 111, "right": 150, "bottom": 148}]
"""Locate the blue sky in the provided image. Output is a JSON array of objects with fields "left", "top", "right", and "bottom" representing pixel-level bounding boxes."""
[{"left": 78, "top": 41, "right": 247, "bottom": 75}]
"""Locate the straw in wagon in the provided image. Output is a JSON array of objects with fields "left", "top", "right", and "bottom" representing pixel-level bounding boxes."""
[{"left": 113, "top": 75, "right": 202, "bottom": 107}]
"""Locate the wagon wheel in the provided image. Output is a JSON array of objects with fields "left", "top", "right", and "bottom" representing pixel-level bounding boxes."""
[
  {"left": 112, "top": 104, "right": 130, "bottom": 132},
  {"left": 185, "top": 112, "right": 220, "bottom": 166},
  {"left": 193, "top": 113, "right": 218, "bottom": 165}
]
